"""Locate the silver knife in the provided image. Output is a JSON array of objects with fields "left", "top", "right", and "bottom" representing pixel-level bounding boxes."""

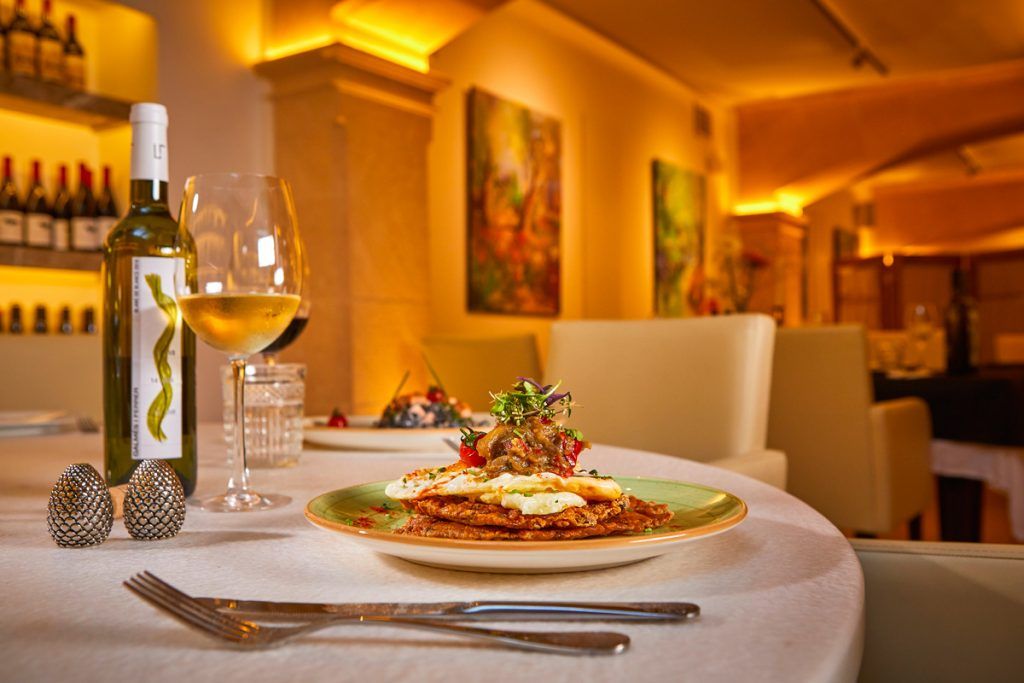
[{"left": 195, "top": 598, "right": 699, "bottom": 622}]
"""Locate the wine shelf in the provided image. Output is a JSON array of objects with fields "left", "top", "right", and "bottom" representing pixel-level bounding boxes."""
[
  {"left": 0, "top": 245, "right": 101, "bottom": 271},
  {"left": 0, "top": 74, "right": 131, "bottom": 129}
]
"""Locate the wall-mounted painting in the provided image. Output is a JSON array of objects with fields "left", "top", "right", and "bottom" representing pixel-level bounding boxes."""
[
  {"left": 467, "top": 88, "right": 561, "bottom": 316},
  {"left": 652, "top": 159, "right": 706, "bottom": 317}
]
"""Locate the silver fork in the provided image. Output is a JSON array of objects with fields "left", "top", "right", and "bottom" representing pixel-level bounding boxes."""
[{"left": 124, "top": 572, "right": 629, "bottom": 655}]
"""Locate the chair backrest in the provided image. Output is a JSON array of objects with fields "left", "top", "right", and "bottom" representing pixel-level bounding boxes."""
[
  {"left": 544, "top": 315, "right": 775, "bottom": 462},
  {"left": 0, "top": 335, "right": 102, "bottom": 419},
  {"left": 853, "top": 539, "right": 1024, "bottom": 683},
  {"left": 768, "top": 326, "right": 877, "bottom": 522},
  {"left": 422, "top": 334, "right": 541, "bottom": 411}
]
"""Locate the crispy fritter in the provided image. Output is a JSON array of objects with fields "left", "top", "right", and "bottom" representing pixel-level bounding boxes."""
[
  {"left": 397, "top": 496, "right": 673, "bottom": 541},
  {"left": 406, "top": 495, "right": 631, "bottom": 529}
]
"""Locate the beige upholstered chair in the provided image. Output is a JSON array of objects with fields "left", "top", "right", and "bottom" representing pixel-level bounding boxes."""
[
  {"left": 422, "top": 334, "right": 542, "bottom": 410},
  {"left": 768, "top": 326, "right": 933, "bottom": 535},
  {"left": 854, "top": 539, "right": 1024, "bottom": 682},
  {"left": 544, "top": 315, "right": 786, "bottom": 488}
]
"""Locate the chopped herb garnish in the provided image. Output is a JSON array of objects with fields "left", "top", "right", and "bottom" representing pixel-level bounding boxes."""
[
  {"left": 438, "top": 467, "right": 446, "bottom": 473},
  {"left": 427, "top": 472, "right": 436, "bottom": 480},
  {"left": 489, "top": 378, "right": 575, "bottom": 426}
]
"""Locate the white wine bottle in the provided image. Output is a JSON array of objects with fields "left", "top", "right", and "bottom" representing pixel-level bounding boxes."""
[{"left": 103, "top": 103, "right": 196, "bottom": 496}]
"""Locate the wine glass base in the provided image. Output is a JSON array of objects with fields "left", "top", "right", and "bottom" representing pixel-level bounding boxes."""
[{"left": 188, "top": 491, "right": 291, "bottom": 512}]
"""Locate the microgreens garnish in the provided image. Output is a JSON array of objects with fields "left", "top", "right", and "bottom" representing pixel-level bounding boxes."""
[{"left": 489, "top": 377, "right": 574, "bottom": 426}]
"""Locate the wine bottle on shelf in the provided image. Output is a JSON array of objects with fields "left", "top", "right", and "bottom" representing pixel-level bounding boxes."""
[
  {"left": 62, "top": 13, "right": 84, "bottom": 90},
  {"left": 7, "top": 0, "right": 36, "bottom": 78},
  {"left": 70, "top": 163, "right": 97, "bottom": 251},
  {"left": 32, "top": 304, "right": 47, "bottom": 334},
  {"left": 59, "top": 305, "right": 73, "bottom": 334},
  {"left": 95, "top": 165, "right": 119, "bottom": 240},
  {"left": 0, "top": 11, "right": 7, "bottom": 75},
  {"left": 103, "top": 103, "right": 196, "bottom": 496},
  {"left": 0, "top": 156, "right": 24, "bottom": 246},
  {"left": 51, "top": 164, "right": 72, "bottom": 251},
  {"left": 25, "top": 160, "right": 53, "bottom": 248},
  {"left": 81, "top": 305, "right": 96, "bottom": 334},
  {"left": 36, "top": 0, "right": 62, "bottom": 83},
  {"left": 945, "top": 268, "right": 980, "bottom": 375},
  {"left": 10, "top": 304, "right": 24, "bottom": 334}
]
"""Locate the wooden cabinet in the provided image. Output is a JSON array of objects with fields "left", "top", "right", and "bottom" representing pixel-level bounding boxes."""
[{"left": 834, "top": 255, "right": 959, "bottom": 329}]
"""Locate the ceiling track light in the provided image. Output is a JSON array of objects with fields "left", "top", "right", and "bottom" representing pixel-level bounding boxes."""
[{"left": 808, "top": 0, "right": 889, "bottom": 77}]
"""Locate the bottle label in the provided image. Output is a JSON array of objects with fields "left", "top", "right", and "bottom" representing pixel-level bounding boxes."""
[
  {"left": 96, "top": 216, "right": 118, "bottom": 241},
  {"left": 70, "top": 216, "right": 96, "bottom": 250},
  {"left": 131, "top": 257, "right": 184, "bottom": 461},
  {"left": 53, "top": 218, "right": 69, "bottom": 250},
  {"left": 9, "top": 31, "right": 35, "bottom": 77},
  {"left": 64, "top": 54, "right": 85, "bottom": 90},
  {"left": 0, "top": 210, "right": 22, "bottom": 244},
  {"left": 26, "top": 213, "right": 53, "bottom": 247},
  {"left": 39, "top": 38, "right": 64, "bottom": 82}
]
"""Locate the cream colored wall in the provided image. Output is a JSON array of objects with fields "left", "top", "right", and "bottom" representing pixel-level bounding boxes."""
[
  {"left": 117, "top": 0, "right": 272, "bottom": 421},
  {"left": 427, "top": 0, "right": 735, "bottom": 358}
]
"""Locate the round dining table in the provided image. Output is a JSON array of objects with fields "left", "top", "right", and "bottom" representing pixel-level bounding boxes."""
[{"left": 0, "top": 425, "right": 864, "bottom": 682}]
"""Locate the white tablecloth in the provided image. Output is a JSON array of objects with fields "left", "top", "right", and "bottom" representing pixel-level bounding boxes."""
[
  {"left": 932, "top": 439, "right": 1024, "bottom": 541},
  {"left": 0, "top": 426, "right": 864, "bottom": 682}
]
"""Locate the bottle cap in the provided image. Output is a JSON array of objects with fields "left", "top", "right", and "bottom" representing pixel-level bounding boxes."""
[{"left": 130, "top": 103, "right": 168, "bottom": 126}]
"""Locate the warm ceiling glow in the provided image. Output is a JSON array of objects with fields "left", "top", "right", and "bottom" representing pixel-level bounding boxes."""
[
  {"left": 733, "top": 194, "right": 805, "bottom": 217},
  {"left": 334, "top": 27, "right": 430, "bottom": 72},
  {"left": 259, "top": 1, "right": 495, "bottom": 72},
  {"left": 262, "top": 33, "right": 335, "bottom": 62}
]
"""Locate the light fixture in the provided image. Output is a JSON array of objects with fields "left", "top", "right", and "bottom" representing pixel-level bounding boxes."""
[{"left": 808, "top": 0, "right": 888, "bottom": 77}]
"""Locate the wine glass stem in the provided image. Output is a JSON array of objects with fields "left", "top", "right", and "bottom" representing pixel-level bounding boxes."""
[{"left": 229, "top": 357, "right": 252, "bottom": 500}]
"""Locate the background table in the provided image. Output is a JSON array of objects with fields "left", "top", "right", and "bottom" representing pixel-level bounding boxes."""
[
  {"left": 874, "top": 367, "right": 1024, "bottom": 541},
  {"left": 0, "top": 426, "right": 864, "bottom": 682}
]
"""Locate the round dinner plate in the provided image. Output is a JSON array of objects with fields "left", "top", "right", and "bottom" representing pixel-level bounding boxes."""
[
  {"left": 303, "top": 414, "right": 492, "bottom": 453},
  {"left": 305, "top": 477, "right": 747, "bottom": 573}
]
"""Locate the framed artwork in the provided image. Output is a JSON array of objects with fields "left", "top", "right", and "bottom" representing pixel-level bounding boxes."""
[
  {"left": 652, "top": 159, "right": 706, "bottom": 317},
  {"left": 466, "top": 88, "right": 561, "bottom": 316}
]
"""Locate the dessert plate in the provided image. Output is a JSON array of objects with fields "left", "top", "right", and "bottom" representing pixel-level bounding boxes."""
[{"left": 306, "top": 476, "right": 747, "bottom": 573}]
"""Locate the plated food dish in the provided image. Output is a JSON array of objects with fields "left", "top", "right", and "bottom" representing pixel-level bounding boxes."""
[
  {"left": 304, "top": 378, "right": 485, "bottom": 452},
  {"left": 304, "top": 414, "right": 493, "bottom": 452},
  {"left": 386, "top": 378, "right": 674, "bottom": 540},
  {"left": 305, "top": 378, "right": 747, "bottom": 572}
]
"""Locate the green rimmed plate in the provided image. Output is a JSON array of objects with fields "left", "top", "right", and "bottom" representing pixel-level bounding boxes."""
[{"left": 305, "top": 477, "right": 747, "bottom": 573}]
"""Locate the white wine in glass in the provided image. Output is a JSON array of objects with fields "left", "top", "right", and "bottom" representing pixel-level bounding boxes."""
[
  {"left": 178, "top": 293, "right": 301, "bottom": 356},
  {"left": 176, "top": 173, "right": 304, "bottom": 512}
]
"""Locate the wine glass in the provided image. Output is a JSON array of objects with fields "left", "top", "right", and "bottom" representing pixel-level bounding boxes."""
[
  {"left": 904, "top": 303, "right": 937, "bottom": 372},
  {"left": 261, "top": 246, "right": 311, "bottom": 363},
  {"left": 176, "top": 173, "right": 304, "bottom": 512}
]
